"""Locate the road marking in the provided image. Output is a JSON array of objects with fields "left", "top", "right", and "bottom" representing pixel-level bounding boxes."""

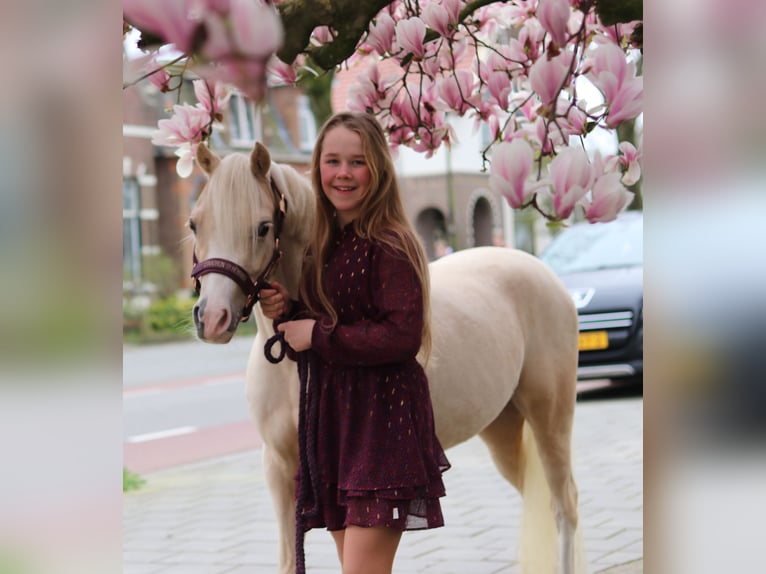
[
  {"left": 123, "top": 420, "right": 263, "bottom": 473},
  {"left": 127, "top": 426, "right": 197, "bottom": 443},
  {"left": 123, "top": 372, "right": 246, "bottom": 397},
  {"left": 124, "top": 388, "right": 162, "bottom": 398}
]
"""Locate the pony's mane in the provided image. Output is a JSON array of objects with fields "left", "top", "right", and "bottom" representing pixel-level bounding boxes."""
[{"left": 207, "top": 153, "right": 269, "bottom": 254}]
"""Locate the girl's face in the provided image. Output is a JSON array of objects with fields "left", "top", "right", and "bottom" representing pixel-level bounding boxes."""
[{"left": 319, "top": 126, "right": 372, "bottom": 227}]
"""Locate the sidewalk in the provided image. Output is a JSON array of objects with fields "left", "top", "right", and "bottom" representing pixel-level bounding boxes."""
[{"left": 124, "top": 395, "right": 643, "bottom": 573}]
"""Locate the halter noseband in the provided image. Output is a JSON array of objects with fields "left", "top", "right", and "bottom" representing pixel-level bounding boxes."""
[{"left": 191, "top": 176, "right": 287, "bottom": 322}]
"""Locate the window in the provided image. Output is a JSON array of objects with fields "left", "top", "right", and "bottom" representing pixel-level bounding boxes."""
[
  {"left": 229, "top": 93, "right": 262, "bottom": 146},
  {"left": 123, "top": 177, "right": 142, "bottom": 288},
  {"left": 297, "top": 95, "right": 317, "bottom": 152}
]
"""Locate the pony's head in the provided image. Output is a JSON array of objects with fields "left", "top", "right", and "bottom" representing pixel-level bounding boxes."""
[{"left": 189, "top": 141, "right": 285, "bottom": 342}]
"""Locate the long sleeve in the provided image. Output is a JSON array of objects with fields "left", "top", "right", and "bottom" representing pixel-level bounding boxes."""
[{"left": 311, "top": 244, "right": 424, "bottom": 367}]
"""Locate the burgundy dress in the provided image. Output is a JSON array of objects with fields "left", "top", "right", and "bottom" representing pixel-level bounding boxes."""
[{"left": 297, "top": 225, "right": 450, "bottom": 532}]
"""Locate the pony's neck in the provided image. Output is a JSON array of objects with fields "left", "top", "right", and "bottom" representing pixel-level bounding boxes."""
[{"left": 271, "top": 238, "right": 306, "bottom": 301}]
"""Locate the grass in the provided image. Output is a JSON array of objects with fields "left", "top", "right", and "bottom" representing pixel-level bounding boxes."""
[{"left": 123, "top": 468, "right": 146, "bottom": 492}]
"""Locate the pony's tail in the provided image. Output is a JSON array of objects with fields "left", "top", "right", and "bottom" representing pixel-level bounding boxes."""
[{"left": 518, "top": 422, "right": 589, "bottom": 574}]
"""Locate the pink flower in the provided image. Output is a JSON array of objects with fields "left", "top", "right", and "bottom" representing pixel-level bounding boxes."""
[
  {"left": 193, "top": 79, "right": 230, "bottom": 118},
  {"left": 536, "top": 0, "right": 571, "bottom": 48},
  {"left": 267, "top": 56, "right": 297, "bottom": 85},
  {"left": 367, "top": 12, "right": 396, "bottom": 55},
  {"left": 391, "top": 92, "right": 420, "bottom": 127},
  {"left": 395, "top": 17, "right": 427, "bottom": 60},
  {"left": 529, "top": 52, "right": 571, "bottom": 104},
  {"left": 548, "top": 147, "right": 594, "bottom": 219},
  {"left": 123, "top": 0, "right": 198, "bottom": 53},
  {"left": 437, "top": 70, "right": 477, "bottom": 115},
  {"left": 489, "top": 139, "right": 535, "bottom": 208},
  {"left": 197, "top": 58, "right": 269, "bottom": 101},
  {"left": 348, "top": 64, "right": 381, "bottom": 112},
  {"left": 423, "top": 4, "right": 451, "bottom": 37},
  {"left": 199, "top": 11, "right": 233, "bottom": 60},
  {"left": 230, "top": 0, "right": 283, "bottom": 57},
  {"left": 311, "top": 26, "right": 334, "bottom": 46},
  {"left": 606, "top": 141, "right": 642, "bottom": 186},
  {"left": 586, "top": 42, "right": 643, "bottom": 127},
  {"left": 143, "top": 55, "right": 171, "bottom": 91},
  {"left": 153, "top": 104, "right": 211, "bottom": 147},
  {"left": 443, "top": 0, "right": 463, "bottom": 25},
  {"left": 174, "top": 142, "right": 199, "bottom": 178},
  {"left": 582, "top": 173, "right": 634, "bottom": 222},
  {"left": 487, "top": 71, "right": 511, "bottom": 107},
  {"left": 604, "top": 77, "right": 642, "bottom": 127}
]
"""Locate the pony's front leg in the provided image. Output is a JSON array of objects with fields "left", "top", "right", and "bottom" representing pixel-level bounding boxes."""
[
  {"left": 556, "top": 510, "right": 576, "bottom": 574},
  {"left": 262, "top": 445, "right": 298, "bottom": 574}
]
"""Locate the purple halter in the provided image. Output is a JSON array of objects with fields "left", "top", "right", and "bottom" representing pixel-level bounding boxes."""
[{"left": 191, "top": 176, "right": 287, "bottom": 322}]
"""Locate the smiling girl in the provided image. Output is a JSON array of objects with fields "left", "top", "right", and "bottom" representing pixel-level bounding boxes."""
[{"left": 261, "top": 112, "right": 450, "bottom": 574}]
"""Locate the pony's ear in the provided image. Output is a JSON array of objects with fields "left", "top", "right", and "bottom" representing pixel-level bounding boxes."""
[
  {"left": 196, "top": 142, "right": 220, "bottom": 175},
  {"left": 251, "top": 141, "right": 271, "bottom": 178}
]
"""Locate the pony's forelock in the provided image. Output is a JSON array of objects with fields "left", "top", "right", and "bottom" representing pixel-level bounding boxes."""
[{"left": 208, "top": 154, "right": 268, "bottom": 253}]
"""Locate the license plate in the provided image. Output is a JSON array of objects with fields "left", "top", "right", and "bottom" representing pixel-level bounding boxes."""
[{"left": 579, "top": 331, "right": 609, "bottom": 351}]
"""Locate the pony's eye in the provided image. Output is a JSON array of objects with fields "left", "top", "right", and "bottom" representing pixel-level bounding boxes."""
[
  {"left": 188, "top": 219, "right": 197, "bottom": 234},
  {"left": 257, "top": 222, "right": 271, "bottom": 238}
]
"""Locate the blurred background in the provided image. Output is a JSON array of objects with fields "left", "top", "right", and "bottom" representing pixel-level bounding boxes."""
[{"left": 1, "top": 0, "right": 766, "bottom": 573}]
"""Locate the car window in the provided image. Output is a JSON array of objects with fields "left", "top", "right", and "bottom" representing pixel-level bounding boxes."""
[{"left": 540, "top": 216, "right": 643, "bottom": 274}]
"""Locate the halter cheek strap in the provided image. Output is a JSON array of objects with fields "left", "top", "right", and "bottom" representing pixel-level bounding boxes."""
[{"left": 191, "top": 176, "right": 287, "bottom": 322}]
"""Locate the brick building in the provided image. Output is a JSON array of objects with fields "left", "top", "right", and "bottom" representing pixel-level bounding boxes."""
[{"left": 122, "top": 78, "right": 314, "bottom": 297}]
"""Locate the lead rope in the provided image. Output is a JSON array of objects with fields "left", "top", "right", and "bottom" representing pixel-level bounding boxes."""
[{"left": 264, "top": 331, "right": 320, "bottom": 574}]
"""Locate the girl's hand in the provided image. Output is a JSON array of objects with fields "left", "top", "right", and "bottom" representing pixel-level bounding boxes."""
[
  {"left": 260, "top": 281, "right": 291, "bottom": 319},
  {"left": 277, "top": 319, "right": 316, "bottom": 352}
]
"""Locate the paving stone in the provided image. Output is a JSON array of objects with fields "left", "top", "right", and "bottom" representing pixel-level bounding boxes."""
[{"left": 124, "top": 396, "right": 643, "bottom": 573}]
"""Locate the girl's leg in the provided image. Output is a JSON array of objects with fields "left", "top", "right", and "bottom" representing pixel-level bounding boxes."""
[
  {"left": 341, "top": 525, "right": 402, "bottom": 574},
  {"left": 330, "top": 529, "right": 345, "bottom": 566}
]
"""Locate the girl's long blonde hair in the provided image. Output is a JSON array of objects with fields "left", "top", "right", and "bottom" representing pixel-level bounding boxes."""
[{"left": 300, "top": 112, "right": 432, "bottom": 361}]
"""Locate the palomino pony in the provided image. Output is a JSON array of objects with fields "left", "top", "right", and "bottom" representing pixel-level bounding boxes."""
[{"left": 189, "top": 141, "right": 586, "bottom": 574}]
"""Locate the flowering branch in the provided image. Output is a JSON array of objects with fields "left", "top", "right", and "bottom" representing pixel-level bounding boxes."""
[{"left": 123, "top": 0, "right": 643, "bottom": 223}]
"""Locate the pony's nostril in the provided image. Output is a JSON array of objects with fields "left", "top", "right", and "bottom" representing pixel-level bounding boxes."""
[
  {"left": 193, "top": 304, "right": 201, "bottom": 326},
  {"left": 216, "top": 308, "right": 231, "bottom": 333}
]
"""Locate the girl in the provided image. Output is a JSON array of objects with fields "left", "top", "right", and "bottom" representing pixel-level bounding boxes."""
[{"left": 261, "top": 112, "right": 449, "bottom": 574}]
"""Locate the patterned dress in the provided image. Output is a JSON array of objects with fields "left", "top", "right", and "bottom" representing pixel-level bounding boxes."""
[{"left": 296, "top": 224, "right": 450, "bottom": 532}]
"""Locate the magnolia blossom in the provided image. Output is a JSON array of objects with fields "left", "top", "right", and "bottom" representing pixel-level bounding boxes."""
[
  {"left": 587, "top": 42, "right": 643, "bottom": 127},
  {"left": 581, "top": 173, "right": 634, "bottom": 222},
  {"left": 547, "top": 146, "right": 594, "bottom": 219},
  {"left": 606, "top": 141, "right": 642, "bottom": 186},
  {"left": 233, "top": 0, "right": 283, "bottom": 55},
  {"left": 487, "top": 71, "right": 511, "bottom": 108},
  {"left": 123, "top": 0, "right": 198, "bottom": 53},
  {"left": 422, "top": 3, "right": 451, "bottom": 38},
  {"left": 537, "top": 0, "right": 571, "bottom": 48},
  {"left": 395, "top": 17, "right": 426, "bottom": 60},
  {"left": 193, "top": 79, "right": 230, "bottom": 119},
  {"left": 125, "top": 0, "right": 283, "bottom": 102},
  {"left": 267, "top": 56, "right": 297, "bottom": 85},
  {"left": 152, "top": 104, "right": 210, "bottom": 147},
  {"left": 146, "top": 60, "right": 171, "bottom": 92},
  {"left": 174, "top": 143, "right": 198, "bottom": 178},
  {"left": 348, "top": 64, "right": 381, "bottom": 112},
  {"left": 437, "top": 70, "right": 478, "bottom": 115},
  {"left": 153, "top": 104, "right": 211, "bottom": 176},
  {"left": 529, "top": 52, "right": 571, "bottom": 104},
  {"left": 311, "top": 26, "right": 334, "bottom": 46},
  {"left": 442, "top": 0, "right": 463, "bottom": 25},
  {"left": 367, "top": 12, "right": 396, "bottom": 55},
  {"left": 489, "top": 139, "right": 535, "bottom": 208}
]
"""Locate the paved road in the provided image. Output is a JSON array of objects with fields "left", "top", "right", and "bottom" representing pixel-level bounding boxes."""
[
  {"left": 124, "top": 384, "right": 643, "bottom": 573},
  {"left": 124, "top": 338, "right": 261, "bottom": 473}
]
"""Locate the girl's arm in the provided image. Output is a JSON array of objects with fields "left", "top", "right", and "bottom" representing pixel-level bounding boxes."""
[{"left": 310, "top": 245, "right": 424, "bottom": 366}]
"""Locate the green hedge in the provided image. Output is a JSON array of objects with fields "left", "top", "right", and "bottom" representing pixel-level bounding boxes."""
[{"left": 124, "top": 295, "right": 256, "bottom": 343}]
